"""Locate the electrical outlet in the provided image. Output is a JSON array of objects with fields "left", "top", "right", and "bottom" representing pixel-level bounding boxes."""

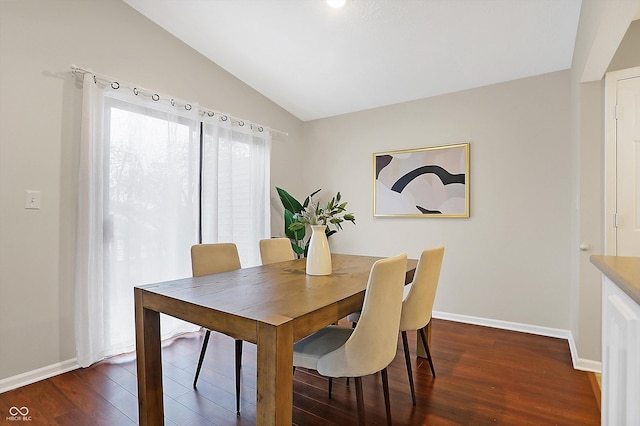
[{"left": 25, "top": 190, "right": 41, "bottom": 210}]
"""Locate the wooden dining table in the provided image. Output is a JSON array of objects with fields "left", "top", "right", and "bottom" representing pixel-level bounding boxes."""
[{"left": 134, "top": 253, "right": 418, "bottom": 425}]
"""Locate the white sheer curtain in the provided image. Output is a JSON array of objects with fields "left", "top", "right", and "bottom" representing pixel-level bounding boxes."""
[
  {"left": 75, "top": 72, "right": 273, "bottom": 367},
  {"left": 75, "top": 73, "right": 107, "bottom": 367},
  {"left": 75, "top": 74, "right": 200, "bottom": 367},
  {"left": 200, "top": 117, "right": 271, "bottom": 267}
]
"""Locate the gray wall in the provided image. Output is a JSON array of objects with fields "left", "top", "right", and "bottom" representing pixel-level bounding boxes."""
[
  {"left": 608, "top": 20, "right": 640, "bottom": 73},
  {"left": 302, "top": 71, "right": 573, "bottom": 329}
]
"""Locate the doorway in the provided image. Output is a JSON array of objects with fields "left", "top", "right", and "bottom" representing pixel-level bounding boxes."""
[{"left": 604, "top": 66, "right": 640, "bottom": 256}]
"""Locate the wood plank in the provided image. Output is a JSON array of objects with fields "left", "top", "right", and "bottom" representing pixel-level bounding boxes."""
[
  {"left": 134, "top": 288, "right": 163, "bottom": 426},
  {"left": 588, "top": 372, "right": 602, "bottom": 411},
  {"left": 137, "top": 255, "right": 417, "bottom": 328},
  {"left": 256, "top": 316, "right": 294, "bottom": 425}
]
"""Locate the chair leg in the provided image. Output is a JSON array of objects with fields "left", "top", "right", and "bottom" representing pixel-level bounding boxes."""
[
  {"left": 354, "top": 376, "right": 366, "bottom": 426},
  {"left": 344, "top": 323, "right": 356, "bottom": 387},
  {"left": 235, "top": 339, "right": 243, "bottom": 414},
  {"left": 401, "top": 331, "right": 417, "bottom": 405},
  {"left": 328, "top": 377, "right": 333, "bottom": 398},
  {"left": 193, "top": 329, "right": 211, "bottom": 387},
  {"left": 381, "top": 368, "right": 392, "bottom": 426},
  {"left": 419, "top": 327, "right": 436, "bottom": 377}
]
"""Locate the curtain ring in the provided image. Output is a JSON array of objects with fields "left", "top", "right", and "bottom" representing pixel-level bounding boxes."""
[
  {"left": 93, "top": 75, "right": 97, "bottom": 85},
  {"left": 152, "top": 93, "right": 160, "bottom": 101},
  {"left": 133, "top": 87, "right": 139, "bottom": 96},
  {"left": 221, "top": 115, "right": 228, "bottom": 122},
  {"left": 185, "top": 104, "right": 192, "bottom": 111},
  {"left": 111, "top": 81, "right": 120, "bottom": 90},
  {"left": 238, "top": 121, "right": 245, "bottom": 127},
  {"left": 170, "top": 98, "right": 175, "bottom": 106},
  {"left": 258, "top": 126, "right": 264, "bottom": 132},
  {"left": 207, "top": 111, "right": 214, "bottom": 117}
]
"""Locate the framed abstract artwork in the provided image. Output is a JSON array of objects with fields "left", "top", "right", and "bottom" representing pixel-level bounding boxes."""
[{"left": 373, "top": 143, "right": 470, "bottom": 218}]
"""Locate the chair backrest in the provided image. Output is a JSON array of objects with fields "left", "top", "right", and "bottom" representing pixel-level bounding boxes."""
[
  {"left": 399, "top": 246, "right": 445, "bottom": 332},
  {"left": 259, "top": 238, "right": 295, "bottom": 265},
  {"left": 317, "top": 253, "right": 408, "bottom": 377},
  {"left": 191, "top": 243, "right": 241, "bottom": 277}
]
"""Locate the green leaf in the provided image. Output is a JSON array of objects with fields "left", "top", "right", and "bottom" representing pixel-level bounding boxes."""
[
  {"left": 288, "top": 222, "right": 306, "bottom": 232},
  {"left": 303, "top": 189, "right": 322, "bottom": 208},
  {"left": 292, "top": 244, "right": 305, "bottom": 255},
  {"left": 284, "top": 209, "right": 306, "bottom": 241},
  {"left": 327, "top": 197, "right": 335, "bottom": 210},
  {"left": 277, "top": 187, "right": 303, "bottom": 213}
]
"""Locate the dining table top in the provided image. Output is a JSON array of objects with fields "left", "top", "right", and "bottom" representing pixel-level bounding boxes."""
[{"left": 136, "top": 253, "right": 418, "bottom": 342}]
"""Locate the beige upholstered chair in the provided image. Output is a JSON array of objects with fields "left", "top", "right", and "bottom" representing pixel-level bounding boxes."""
[
  {"left": 399, "top": 246, "right": 444, "bottom": 405},
  {"left": 346, "top": 246, "right": 445, "bottom": 406},
  {"left": 191, "top": 242, "right": 241, "bottom": 276},
  {"left": 293, "top": 253, "right": 408, "bottom": 426},
  {"left": 259, "top": 237, "right": 295, "bottom": 264},
  {"left": 190, "top": 243, "right": 243, "bottom": 413}
]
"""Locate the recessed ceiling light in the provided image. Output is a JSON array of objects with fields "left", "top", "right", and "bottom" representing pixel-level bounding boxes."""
[{"left": 326, "top": 0, "right": 346, "bottom": 8}]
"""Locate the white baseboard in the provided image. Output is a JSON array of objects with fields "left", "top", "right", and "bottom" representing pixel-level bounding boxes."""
[
  {"left": 432, "top": 311, "right": 602, "bottom": 373},
  {"left": 0, "top": 358, "right": 79, "bottom": 394},
  {"left": 567, "top": 333, "right": 602, "bottom": 373}
]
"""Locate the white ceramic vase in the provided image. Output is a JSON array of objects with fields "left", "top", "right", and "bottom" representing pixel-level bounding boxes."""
[{"left": 306, "top": 224, "right": 332, "bottom": 275}]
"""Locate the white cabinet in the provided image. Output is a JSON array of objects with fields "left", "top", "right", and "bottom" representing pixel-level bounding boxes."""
[{"left": 602, "top": 276, "right": 640, "bottom": 426}]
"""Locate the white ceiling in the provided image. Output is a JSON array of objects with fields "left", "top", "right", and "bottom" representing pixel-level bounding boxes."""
[{"left": 124, "top": 0, "right": 582, "bottom": 122}]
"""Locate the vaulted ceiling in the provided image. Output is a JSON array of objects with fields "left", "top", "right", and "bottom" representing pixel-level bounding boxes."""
[{"left": 124, "top": 0, "right": 582, "bottom": 121}]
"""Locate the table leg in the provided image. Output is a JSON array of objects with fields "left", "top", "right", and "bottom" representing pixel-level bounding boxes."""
[
  {"left": 256, "top": 319, "right": 293, "bottom": 425},
  {"left": 135, "top": 289, "right": 164, "bottom": 425},
  {"left": 416, "top": 320, "right": 432, "bottom": 358}
]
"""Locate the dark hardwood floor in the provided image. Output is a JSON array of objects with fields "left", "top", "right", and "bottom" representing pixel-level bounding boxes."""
[{"left": 0, "top": 319, "right": 600, "bottom": 425}]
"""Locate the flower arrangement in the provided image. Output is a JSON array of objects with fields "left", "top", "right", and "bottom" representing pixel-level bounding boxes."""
[{"left": 276, "top": 187, "right": 356, "bottom": 257}]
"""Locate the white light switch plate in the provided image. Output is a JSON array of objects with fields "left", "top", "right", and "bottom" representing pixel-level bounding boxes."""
[{"left": 25, "top": 190, "right": 41, "bottom": 209}]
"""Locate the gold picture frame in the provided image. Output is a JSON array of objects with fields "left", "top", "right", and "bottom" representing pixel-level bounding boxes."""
[{"left": 373, "top": 143, "right": 470, "bottom": 218}]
